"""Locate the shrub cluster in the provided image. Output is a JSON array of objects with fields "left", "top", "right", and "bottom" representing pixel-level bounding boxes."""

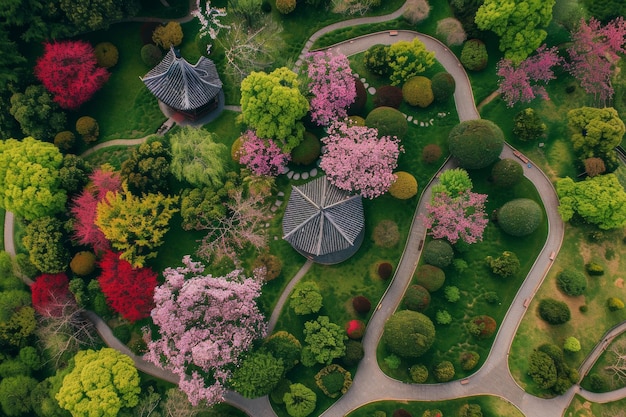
[
  {"left": 608, "top": 297, "right": 625, "bottom": 311},
  {"left": 253, "top": 252, "right": 283, "bottom": 281},
  {"left": 422, "top": 240, "right": 454, "bottom": 269},
  {"left": 54, "top": 131, "right": 75, "bottom": 151},
  {"left": 363, "top": 44, "right": 389, "bottom": 76},
  {"left": 345, "top": 320, "right": 365, "bottom": 339},
  {"left": 538, "top": 298, "right": 571, "bottom": 325},
  {"left": 557, "top": 269, "right": 587, "bottom": 296},
  {"left": 75, "top": 116, "right": 99, "bottom": 143}
]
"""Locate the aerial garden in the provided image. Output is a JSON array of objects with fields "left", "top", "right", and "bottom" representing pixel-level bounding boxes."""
[{"left": 1, "top": 0, "right": 626, "bottom": 417}]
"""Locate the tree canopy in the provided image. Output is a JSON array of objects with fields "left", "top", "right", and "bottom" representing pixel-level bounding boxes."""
[
  {"left": 448, "top": 119, "right": 504, "bottom": 169},
  {"left": 383, "top": 310, "right": 436, "bottom": 358},
  {"left": 568, "top": 106, "right": 625, "bottom": 166},
  {"left": 387, "top": 38, "right": 435, "bottom": 85},
  {"left": 170, "top": 127, "right": 228, "bottom": 189}
]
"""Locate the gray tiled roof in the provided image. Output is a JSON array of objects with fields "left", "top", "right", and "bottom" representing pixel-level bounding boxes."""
[
  {"left": 283, "top": 176, "right": 364, "bottom": 257},
  {"left": 141, "top": 47, "right": 222, "bottom": 111}
]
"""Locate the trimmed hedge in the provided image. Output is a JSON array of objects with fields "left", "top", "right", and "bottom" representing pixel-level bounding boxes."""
[
  {"left": 497, "top": 198, "right": 543, "bottom": 237},
  {"left": 539, "top": 298, "right": 571, "bottom": 325},
  {"left": 414, "top": 264, "right": 445, "bottom": 291},
  {"left": 374, "top": 85, "right": 403, "bottom": 109},
  {"left": 402, "top": 76, "right": 433, "bottom": 108},
  {"left": 422, "top": 240, "right": 453, "bottom": 269},
  {"left": 389, "top": 171, "right": 418, "bottom": 199},
  {"left": 365, "top": 106, "right": 408, "bottom": 139},
  {"left": 448, "top": 119, "right": 504, "bottom": 169}
]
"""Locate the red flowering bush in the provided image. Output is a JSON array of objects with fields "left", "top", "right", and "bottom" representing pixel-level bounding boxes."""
[
  {"left": 31, "top": 273, "right": 72, "bottom": 317},
  {"left": 345, "top": 320, "right": 366, "bottom": 339}
]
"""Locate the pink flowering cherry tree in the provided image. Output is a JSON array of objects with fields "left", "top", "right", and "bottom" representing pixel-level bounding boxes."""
[
  {"left": 497, "top": 44, "right": 562, "bottom": 107},
  {"left": 304, "top": 51, "right": 357, "bottom": 126},
  {"left": 238, "top": 130, "right": 291, "bottom": 176},
  {"left": 144, "top": 256, "right": 267, "bottom": 406},
  {"left": 320, "top": 121, "right": 403, "bottom": 199},
  {"left": 422, "top": 191, "right": 488, "bottom": 245}
]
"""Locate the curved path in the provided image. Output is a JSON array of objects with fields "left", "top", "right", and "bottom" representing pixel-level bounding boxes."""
[{"left": 4, "top": 8, "right": 626, "bottom": 417}]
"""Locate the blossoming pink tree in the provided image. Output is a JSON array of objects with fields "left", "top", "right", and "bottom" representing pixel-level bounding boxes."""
[
  {"left": 320, "top": 121, "right": 403, "bottom": 199},
  {"left": 238, "top": 130, "right": 291, "bottom": 176},
  {"left": 497, "top": 44, "right": 562, "bottom": 107},
  {"left": 144, "top": 256, "right": 267, "bottom": 406},
  {"left": 191, "top": 0, "right": 229, "bottom": 40},
  {"left": 304, "top": 51, "right": 356, "bottom": 126},
  {"left": 422, "top": 191, "right": 488, "bottom": 244}
]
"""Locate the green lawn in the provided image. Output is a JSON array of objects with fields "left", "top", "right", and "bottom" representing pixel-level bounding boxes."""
[
  {"left": 565, "top": 394, "right": 626, "bottom": 417},
  {"left": 580, "top": 331, "right": 626, "bottom": 392}
]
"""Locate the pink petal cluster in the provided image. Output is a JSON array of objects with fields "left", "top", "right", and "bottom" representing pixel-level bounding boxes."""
[
  {"left": 320, "top": 121, "right": 403, "bottom": 199},
  {"left": 238, "top": 130, "right": 290, "bottom": 177},
  {"left": 421, "top": 191, "right": 488, "bottom": 245},
  {"left": 497, "top": 44, "right": 562, "bottom": 107},
  {"left": 305, "top": 51, "right": 357, "bottom": 126},
  {"left": 144, "top": 256, "right": 267, "bottom": 406}
]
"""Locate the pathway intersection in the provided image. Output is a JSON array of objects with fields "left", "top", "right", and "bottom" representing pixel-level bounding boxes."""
[{"left": 4, "top": 4, "right": 626, "bottom": 416}]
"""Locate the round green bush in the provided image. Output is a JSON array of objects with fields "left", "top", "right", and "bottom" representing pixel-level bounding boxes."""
[
  {"left": 491, "top": 158, "right": 523, "bottom": 188},
  {"left": 431, "top": 72, "right": 456, "bottom": 103},
  {"left": 76, "top": 116, "right": 99, "bottom": 143},
  {"left": 403, "top": 285, "right": 431, "bottom": 311},
  {"left": 414, "top": 264, "right": 446, "bottom": 292},
  {"left": 460, "top": 351, "right": 480, "bottom": 371},
  {"left": 389, "top": 171, "right": 418, "bottom": 199},
  {"left": 94, "top": 42, "right": 119, "bottom": 68},
  {"left": 422, "top": 144, "right": 442, "bottom": 164},
  {"left": 538, "top": 298, "right": 571, "bottom": 325},
  {"left": 498, "top": 198, "right": 543, "bottom": 237},
  {"left": 383, "top": 310, "right": 436, "bottom": 358},
  {"left": 409, "top": 364, "right": 428, "bottom": 383},
  {"left": 557, "top": 269, "right": 587, "bottom": 296},
  {"left": 448, "top": 119, "right": 504, "bottom": 169},
  {"left": 348, "top": 77, "right": 367, "bottom": 116},
  {"left": 433, "top": 360, "right": 455, "bottom": 382},
  {"left": 422, "top": 240, "right": 454, "bottom": 269},
  {"left": 70, "top": 251, "right": 96, "bottom": 276},
  {"left": 365, "top": 106, "right": 408, "bottom": 140},
  {"left": 54, "top": 131, "right": 75, "bottom": 151},
  {"left": 141, "top": 43, "right": 162, "bottom": 67},
  {"left": 563, "top": 336, "right": 581, "bottom": 353},
  {"left": 460, "top": 39, "right": 488, "bottom": 71},
  {"left": 343, "top": 340, "right": 364, "bottom": 367},
  {"left": 374, "top": 85, "right": 403, "bottom": 109},
  {"left": 402, "top": 76, "right": 433, "bottom": 108},
  {"left": 364, "top": 44, "right": 389, "bottom": 76},
  {"left": 291, "top": 132, "right": 321, "bottom": 165}
]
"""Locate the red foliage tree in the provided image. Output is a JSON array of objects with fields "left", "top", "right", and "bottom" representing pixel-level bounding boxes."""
[
  {"left": 31, "top": 273, "right": 72, "bottom": 317},
  {"left": 98, "top": 251, "right": 157, "bottom": 322},
  {"left": 71, "top": 169, "right": 122, "bottom": 253},
  {"left": 34, "top": 40, "right": 110, "bottom": 110}
]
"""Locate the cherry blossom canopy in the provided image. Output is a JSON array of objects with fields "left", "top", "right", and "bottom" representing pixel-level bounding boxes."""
[{"left": 282, "top": 176, "right": 364, "bottom": 264}]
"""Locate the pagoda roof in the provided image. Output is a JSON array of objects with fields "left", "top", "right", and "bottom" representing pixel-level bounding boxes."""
[
  {"left": 282, "top": 176, "right": 364, "bottom": 262},
  {"left": 141, "top": 47, "right": 222, "bottom": 111}
]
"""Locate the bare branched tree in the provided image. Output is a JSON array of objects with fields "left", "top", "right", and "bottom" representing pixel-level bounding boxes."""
[
  {"left": 161, "top": 388, "right": 207, "bottom": 417},
  {"left": 604, "top": 339, "right": 626, "bottom": 386}
]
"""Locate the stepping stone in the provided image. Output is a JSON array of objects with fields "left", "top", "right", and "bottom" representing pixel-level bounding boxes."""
[
  {"left": 293, "top": 173, "right": 300, "bottom": 180},
  {"left": 277, "top": 191, "right": 285, "bottom": 197},
  {"left": 368, "top": 87, "right": 376, "bottom": 95},
  {"left": 302, "top": 172, "right": 309, "bottom": 180},
  {"left": 429, "top": 119, "right": 434, "bottom": 125},
  {"left": 310, "top": 168, "right": 318, "bottom": 177},
  {"left": 413, "top": 120, "right": 419, "bottom": 124},
  {"left": 271, "top": 206, "right": 278, "bottom": 212},
  {"left": 287, "top": 171, "right": 294, "bottom": 179},
  {"left": 353, "top": 73, "right": 359, "bottom": 78},
  {"left": 265, "top": 223, "right": 270, "bottom": 228},
  {"left": 274, "top": 200, "right": 282, "bottom": 207},
  {"left": 407, "top": 116, "right": 413, "bottom": 122},
  {"left": 364, "top": 83, "right": 369, "bottom": 89},
  {"left": 420, "top": 122, "right": 425, "bottom": 127},
  {"left": 360, "top": 77, "right": 366, "bottom": 83}
]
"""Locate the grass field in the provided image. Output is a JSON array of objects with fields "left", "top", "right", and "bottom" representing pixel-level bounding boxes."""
[{"left": 565, "top": 394, "right": 626, "bottom": 417}]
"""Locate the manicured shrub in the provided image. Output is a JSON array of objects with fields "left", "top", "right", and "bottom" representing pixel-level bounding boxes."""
[
  {"left": 373, "top": 220, "right": 400, "bottom": 248},
  {"left": 365, "top": 106, "right": 408, "bottom": 139},
  {"left": 343, "top": 340, "right": 364, "bottom": 366},
  {"left": 422, "top": 144, "right": 442, "bottom": 163},
  {"left": 253, "top": 252, "right": 283, "bottom": 281},
  {"left": 539, "top": 298, "right": 571, "bottom": 325},
  {"left": 378, "top": 262, "right": 394, "bottom": 280},
  {"left": 436, "top": 17, "right": 466, "bottom": 46},
  {"left": 433, "top": 360, "right": 455, "bottom": 382},
  {"left": 485, "top": 251, "right": 521, "bottom": 278},
  {"left": 422, "top": 240, "right": 453, "bottom": 269},
  {"left": 491, "top": 158, "right": 523, "bottom": 188},
  {"left": 364, "top": 44, "right": 389, "bottom": 76},
  {"left": 460, "top": 351, "right": 480, "bottom": 371},
  {"left": 347, "top": 115, "right": 365, "bottom": 126},
  {"left": 557, "top": 269, "right": 587, "bottom": 296},
  {"left": 384, "top": 354, "right": 401, "bottom": 370},
  {"left": 374, "top": 85, "right": 403, "bottom": 109},
  {"left": 403, "top": 0, "right": 430, "bottom": 24},
  {"left": 264, "top": 331, "right": 302, "bottom": 369},
  {"left": 152, "top": 22, "right": 183, "bottom": 48},
  {"left": 414, "top": 264, "right": 445, "bottom": 291},
  {"left": 383, "top": 310, "right": 436, "bottom": 358},
  {"left": 345, "top": 320, "right": 366, "bottom": 339},
  {"left": 389, "top": 171, "right": 418, "bottom": 199},
  {"left": 69, "top": 251, "right": 97, "bottom": 276},
  {"left": 409, "top": 364, "right": 428, "bottom": 383},
  {"left": 283, "top": 383, "right": 316, "bottom": 417},
  {"left": 352, "top": 296, "right": 372, "bottom": 314},
  {"left": 467, "top": 315, "right": 497, "bottom": 338},
  {"left": 585, "top": 262, "right": 604, "bottom": 276},
  {"left": 276, "top": 0, "right": 296, "bottom": 14},
  {"left": 608, "top": 297, "right": 625, "bottom": 311},
  {"left": 76, "top": 116, "right": 99, "bottom": 143},
  {"left": 497, "top": 198, "right": 543, "bottom": 237},
  {"left": 431, "top": 72, "right": 456, "bottom": 103},
  {"left": 290, "top": 132, "right": 321, "bottom": 165},
  {"left": 141, "top": 43, "right": 162, "bottom": 66},
  {"left": 315, "top": 364, "right": 352, "bottom": 398},
  {"left": 460, "top": 39, "right": 488, "bottom": 71},
  {"left": 54, "top": 131, "right": 75, "bottom": 151},
  {"left": 513, "top": 108, "right": 546, "bottom": 141},
  {"left": 403, "top": 284, "right": 431, "bottom": 311},
  {"left": 402, "top": 76, "right": 433, "bottom": 108},
  {"left": 448, "top": 119, "right": 504, "bottom": 169},
  {"left": 435, "top": 310, "right": 452, "bottom": 325},
  {"left": 563, "top": 337, "right": 581, "bottom": 353},
  {"left": 94, "top": 42, "right": 119, "bottom": 68},
  {"left": 444, "top": 285, "right": 460, "bottom": 303},
  {"left": 348, "top": 77, "right": 367, "bottom": 115},
  {"left": 393, "top": 409, "right": 412, "bottom": 417}
]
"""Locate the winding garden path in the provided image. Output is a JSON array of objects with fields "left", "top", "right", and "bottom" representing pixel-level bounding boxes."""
[{"left": 4, "top": 4, "right": 626, "bottom": 416}]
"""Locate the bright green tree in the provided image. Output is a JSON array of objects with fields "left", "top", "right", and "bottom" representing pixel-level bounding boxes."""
[
  {"left": 556, "top": 174, "right": 626, "bottom": 230},
  {"left": 485, "top": 251, "right": 521, "bottom": 277},
  {"left": 0, "top": 375, "right": 38, "bottom": 416},
  {"left": 568, "top": 106, "right": 625, "bottom": 166},
  {"left": 303, "top": 316, "right": 347, "bottom": 365},
  {"left": 9, "top": 85, "right": 66, "bottom": 141},
  {"left": 283, "top": 383, "right": 317, "bottom": 417},
  {"left": 432, "top": 168, "right": 473, "bottom": 197},
  {"left": 56, "top": 348, "right": 140, "bottom": 417},
  {"left": 475, "top": 0, "right": 556, "bottom": 64},
  {"left": 229, "top": 350, "right": 285, "bottom": 398},
  {"left": 170, "top": 127, "right": 228, "bottom": 189},
  {"left": 240, "top": 67, "right": 309, "bottom": 152},
  {"left": 387, "top": 37, "right": 435, "bottom": 85},
  {"left": 22, "top": 216, "right": 69, "bottom": 273},
  {"left": 95, "top": 184, "right": 179, "bottom": 267},
  {"left": 290, "top": 281, "right": 323, "bottom": 315},
  {"left": 0, "top": 137, "right": 66, "bottom": 220}
]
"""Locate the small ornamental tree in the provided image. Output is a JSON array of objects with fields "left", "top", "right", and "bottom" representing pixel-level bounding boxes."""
[
  {"left": 145, "top": 256, "right": 267, "bottom": 406},
  {"left": 538, "top": 298, "right": 571, "bottom": 325},
  {"left": 422, "top": 191, "right": 488, "bottom": 244},
  {"left": 34, "top": 41, "right": 110, "bottom": 109},
  {"left": 433, "top": 360, "right": 455, "bottom": 382},
  {"left": 414, "top": 265, "right": 445, "bottom": 292},
  {"left": 403, "top": 285, "right": 431, "bottom": 311},
  {"left": 22, "top": 216, "right": 69, "bottom": 273},
  {"left": 290, "top": 281, "right": 323, "bottom": 315},
  {"left": 320, "top": 121, "right": 403, "bottom": 199},
  {"left": 31, "top": 273, "right": 71, "bottom": 317},
  {"left": 264, "top": 331, "right": 302, "bottom": 370},
  {"left": 460, "top": 39, "right": 488, "bottom": 71},
  {"left": 304, "top": 51, "right": 356, "bottom": 126},
  {"left": 238, "top": 130, "right": 291, "bottom": 176},
  {"left": 276, "top": 0, "right": 296, "bottom": 14},
  {"left": 486, "top": 251, "right": 521, "bottom": 278},
  {"left": 386, "top": 37, "right": 435, "bottom": 85},
  {"left": 303, "top": 316, "right": 347, "bottom": 365},
  {"left": 98, "top": 251, "right": 157, "bottom": 322}
]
